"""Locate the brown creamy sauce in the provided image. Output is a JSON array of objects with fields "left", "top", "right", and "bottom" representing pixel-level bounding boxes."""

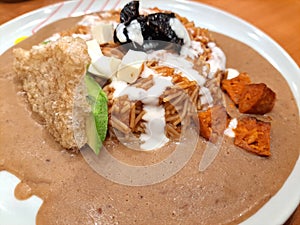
[{"left": 0, "top": 17, "right": 300, "bottom": 225}]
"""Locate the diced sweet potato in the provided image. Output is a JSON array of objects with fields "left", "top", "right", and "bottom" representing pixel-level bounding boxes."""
[
  {"left": 234, "top": 117, "right": 271, "bottom": 156},
  {"left": 238, "top": 83, "right": 276, "bottom": 115},
  {"left": 198, "top": 105, "right": 229, "bottom": 142},
  {"left": 221, "top": 72, "right": 251, "bottom": 104}
]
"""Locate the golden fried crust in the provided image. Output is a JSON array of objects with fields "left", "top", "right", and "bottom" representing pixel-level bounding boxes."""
[
  {"left": 13, "top": 37, "right": 91, "bottom": 150},
  {"left": 238, "top": 83, "right": 276, "bottom": 115},
  {"left": 221, "top": 72, "right": 251, "bottom": 105},
  {"left": 234, "top": 117, "right": 271, "bottom": 156}
]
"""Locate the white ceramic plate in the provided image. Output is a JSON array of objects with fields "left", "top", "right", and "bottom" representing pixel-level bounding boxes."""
[{"left": 0, "top": 0, "right": 299, "bottom": 224}]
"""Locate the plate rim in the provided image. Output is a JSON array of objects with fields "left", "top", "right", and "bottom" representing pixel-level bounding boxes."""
[{"left": 0, "top": 0, "right": 299, "bottom": 224}]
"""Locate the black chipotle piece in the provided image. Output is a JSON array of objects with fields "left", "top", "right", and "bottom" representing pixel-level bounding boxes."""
[
  {"left": 147, "top": 13, "right": 184, "bottom": 46},
  {"left": 120, "top": 0, "right": 140, "bottom": 25},
  {"left": 114, "top": 0, "right": 184, "bottom": 52}
]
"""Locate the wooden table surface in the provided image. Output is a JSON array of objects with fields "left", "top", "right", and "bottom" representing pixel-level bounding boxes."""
[{"left": 0, "top": 0, "right": 299, "bottom": 224}]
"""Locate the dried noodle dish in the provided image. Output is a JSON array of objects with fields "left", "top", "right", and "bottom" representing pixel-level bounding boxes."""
[{"left": 0, "top": 1, "right": 299, "bottom": 225}]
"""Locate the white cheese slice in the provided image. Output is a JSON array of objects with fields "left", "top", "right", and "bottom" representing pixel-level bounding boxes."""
[
  {"left": 93, "top": 56, "right": 121, "bottom": 79},
  {"left": 110, "top": 57, "right": 122, "bottom": 77},
  {"left": 117, "top": 50, "right": 148, "bottom": 84},
  {"left": 86, "top": 39, "right": 103, "bottom": 62},
  {"left": 86, "top": 39, "right": 103, "bottom": 76},
  {"left": 93, "top": 56, "right": 112, "bottom": 76},
  {"left": 91, "top": 23, "right": 114, "bottom": 44},
  {"left": 88, "top": 64, "right": 102, "bottom": 76},
  {"left": 86, "top": 39, "right": 121, "bottom": 78}
]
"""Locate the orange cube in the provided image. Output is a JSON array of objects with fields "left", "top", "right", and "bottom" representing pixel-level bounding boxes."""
[
  {"left": 221, "top": 72, "right": 251, "bottom": 104},
  {"left": 238, "top": 83, "right": 276, "bottom": 115},
  {"left": 198, "top": 105, "right": 229, "bottom": 142},
  {"left": 234, "top": 117, "right": 271, "bottom": 156}
]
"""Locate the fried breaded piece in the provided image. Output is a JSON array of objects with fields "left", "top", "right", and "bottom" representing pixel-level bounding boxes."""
[
  {"left": 198, "top": 105, "right": 230, "bottom": 142},
  {"left": 221, "top": 72, "right": 251, "bottom": 104},
  {"left": 234, "top": 117, "right": 271, "bottom": 156},
  {"left": 13, "top": 37, "right": 91, "bottom": 150},
  {"left": 238, "top": 83, "right": 276, "bottom": 115}
]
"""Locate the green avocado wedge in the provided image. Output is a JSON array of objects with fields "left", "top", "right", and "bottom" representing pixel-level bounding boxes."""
[{"left": 84, "top": 74, "right": 108, "bottom": 154}]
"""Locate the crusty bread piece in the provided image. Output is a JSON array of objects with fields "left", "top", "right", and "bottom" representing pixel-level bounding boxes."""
[{"left": 13, "top": 37, "right": 91, "bottom": 150}]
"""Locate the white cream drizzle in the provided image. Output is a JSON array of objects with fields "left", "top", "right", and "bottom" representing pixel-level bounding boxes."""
[
  {"left": 127, "top": 19, "right": 144, "bottom": 46},
  {"left": 140, "top": 63, "right": 158, "bottom": 78},
  {"left": 180, "top": 40, "right": 204, "bottom": 59},
  {"left": 226, "top": 68, "right": 240, "bottom": 79},
  {"left": 199, "top": 86, "right": 214, "bottom": 106},
  {"left": 143, "top": 75, "right": 173, "bottom": 105},
  {"left": 110, "top": 68, "right": 172, "bottom": 102},
  {"left": 140, "top": 105, "right": 169, "bottom": 150},
  {"left": 114, "top": 84, "right": 147, "bottom": 101},
  {"left": 169, "top": 18, "right": 191, "bottom": 46},
  {"left": 115, "top": 23, "right": 127, "bottom": 43},
  {"left": 169, "top": 18, "right": 204, "bottom": 59},
  {"left": 207, "top": 42, "right": 226, "bottom": 78},
  {"left": 224, "top": 118, "right": 238, "bottom": 138},
  {"left": 148, "top": 50, "right": 207, "bottom": 86},
  {"left": 110, "top": 66, "right": 172, "bottom": 150}
]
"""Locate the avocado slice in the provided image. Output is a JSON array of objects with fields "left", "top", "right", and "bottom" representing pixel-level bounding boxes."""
[
  {"left": 84, "top": 74, "right": 108, "bottom": 154},
  {"left": 85, "top": 112, "right": 102, "bottom": 154}
]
